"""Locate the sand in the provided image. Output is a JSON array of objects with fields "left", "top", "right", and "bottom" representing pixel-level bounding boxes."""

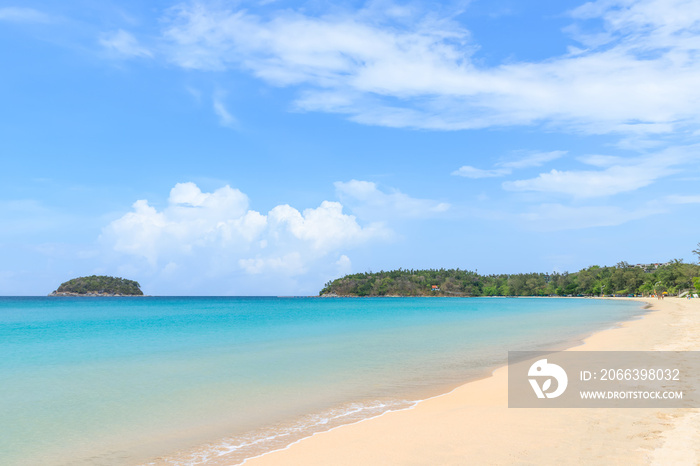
[{"left": 244, "top": 297, "right": 700, "bottom": 465}]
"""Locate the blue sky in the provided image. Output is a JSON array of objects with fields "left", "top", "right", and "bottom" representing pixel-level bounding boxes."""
[{"left": 1, "top": 0, "right": 699, "bottom": 295}]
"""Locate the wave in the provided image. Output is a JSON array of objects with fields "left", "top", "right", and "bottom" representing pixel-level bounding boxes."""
[{"left": 147, "top": 399, "right": 417, "bottom": 465}]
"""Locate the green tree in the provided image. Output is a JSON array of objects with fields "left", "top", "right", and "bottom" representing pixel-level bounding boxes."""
[
  {"left": 318, "top": 262, "right": 700, "bottom": 298},
  {"left": 54, "top": 275, "right": 143, "bottom": 295}
]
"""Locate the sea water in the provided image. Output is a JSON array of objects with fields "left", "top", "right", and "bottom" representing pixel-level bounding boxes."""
[{"left": 0, "top": 297, "right": 644, "bottom": 465}]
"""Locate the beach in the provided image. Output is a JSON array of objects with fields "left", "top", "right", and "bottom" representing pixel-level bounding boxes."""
[
  {"left": 2, "top": 296, "right": 695, "bottom": 465},
  {"left": 3, "top": 297, "right": 644, "bottom": 466},
  {"left": 244, "top": 297, "right": 700, "bottom": 465}
]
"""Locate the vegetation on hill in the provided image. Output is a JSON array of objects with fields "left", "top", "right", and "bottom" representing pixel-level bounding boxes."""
[
  {"left": 320, "top": 260, "right": 700, "bottom": 297},
  {"left": 52, "top": 275, "right": 143, "bottom": 296}
]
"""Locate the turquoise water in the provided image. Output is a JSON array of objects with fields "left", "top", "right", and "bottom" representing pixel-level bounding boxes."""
[{"left": 0, "top": 297, "right": 643, "bottom": 465}]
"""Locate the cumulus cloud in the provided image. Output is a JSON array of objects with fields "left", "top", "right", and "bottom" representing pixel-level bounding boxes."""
[
  {"left": 268, "top": 201, "right": 387, "bottom": 252},
  {"left": 148, "top": 0, "right": 700, "bottom": 137},
  {"left": 334, "top": 180, "right": 449, "bottom": 220},
  {"left": 452, "top": 151, "right": 565, "bottom": 179},
  {"left": 99, "top": 29, "right": 152, "bottom": 58},
  {"left": 101, "top": 182, "right": 388, "bottom": 279}
]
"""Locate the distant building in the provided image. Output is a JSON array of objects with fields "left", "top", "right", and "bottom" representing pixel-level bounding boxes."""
[
  {"left": 431, "top": 285, "right": 440, "bottom": 291},
  {"left": 634, "top": 262, "right": 670, "bottom": 273}
]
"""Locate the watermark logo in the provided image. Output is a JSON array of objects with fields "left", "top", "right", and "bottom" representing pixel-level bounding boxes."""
[
  {"left": 509, "top": 351, "right": 698, "bottom": 408},
  {"left": 528, "top": 359, "right": 568, "bottom": 399}
]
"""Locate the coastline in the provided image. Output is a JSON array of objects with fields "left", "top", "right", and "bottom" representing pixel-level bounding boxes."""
[
  {"left": 47, "top": 292, "right": 148, "bottom": 297},
  {"left": 242, "top": 297, "right": 700, "bottom": 465},
  {"left": 144, "top": 297, "right": 644, "bottom": 466}
]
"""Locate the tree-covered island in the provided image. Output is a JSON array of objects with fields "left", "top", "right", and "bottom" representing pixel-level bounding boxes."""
[
  {"left": 320, "top": 258, "right": 700, "bottom": 298},
  {"left": 49, "top": 275, "right": 144, "bottom": 296}
]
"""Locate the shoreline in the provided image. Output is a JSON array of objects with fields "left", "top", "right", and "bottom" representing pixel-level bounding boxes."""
[
  {"left": 241, "top": 297, "right": 700, "bottom": 465},
  {"left": 47, "top": 292, "right": 148, "bottom": 297},
  {"left": 146, "top": 297, "right": 647, "bottom": 466}
]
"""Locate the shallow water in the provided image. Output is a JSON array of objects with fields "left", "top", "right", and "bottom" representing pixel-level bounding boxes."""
[{"left": 0, "top": 296, "right": 643, "bottom": 465}]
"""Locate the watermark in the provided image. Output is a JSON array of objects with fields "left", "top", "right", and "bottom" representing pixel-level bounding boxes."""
[
  {"left": 508, "top": 351, "right": 700, "bottom": 408},
  {"left": 528, "top": 359, "right": 568, "bottom": 399}
]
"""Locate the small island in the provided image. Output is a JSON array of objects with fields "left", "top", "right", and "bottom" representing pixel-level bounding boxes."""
[{"left": 49, "top": 275, "right": 144, "bottom": 297}]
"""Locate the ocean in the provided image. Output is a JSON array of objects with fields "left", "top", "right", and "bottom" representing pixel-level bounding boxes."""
[{"left": 0, "top": 296, "right": 644, "bottom": 465}]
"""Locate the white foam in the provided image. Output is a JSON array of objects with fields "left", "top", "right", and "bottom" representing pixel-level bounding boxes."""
[{"left": 156, "top": 399, "right": 417, "bottom": 465}]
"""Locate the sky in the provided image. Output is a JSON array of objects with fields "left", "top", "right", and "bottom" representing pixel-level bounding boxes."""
[{"left": 1, "top": 0, "right": 699, "bottom": 295}]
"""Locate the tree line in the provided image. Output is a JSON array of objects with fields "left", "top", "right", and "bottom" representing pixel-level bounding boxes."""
[{"left": 320, "top": 245, "right": 700, "bottom": 298}]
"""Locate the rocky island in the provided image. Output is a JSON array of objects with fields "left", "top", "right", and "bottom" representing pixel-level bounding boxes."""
[{"left": 49, "top": 275, "right": 144, "bottom": 297}]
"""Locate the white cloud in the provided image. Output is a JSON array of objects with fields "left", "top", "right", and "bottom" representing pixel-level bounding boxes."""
[
  {"left": 212, "top": 95, "right": 238, "bottom": 128},
  {"left": 154, "top": 1, "right": 700, "bottom": 137},
  {"left": 336, "top": 254, "right": 352, "bottom": 274},
  {"left": 105, "top": 199, "right": 169, "bottom": 264},
  {"left": 500, "top": 151, "right": 566, "bottom": 169},
  {"left": 503, "top": 146, "right": 697, "bottom": 198},
  {"left": 99, "top": 29, "right": 152, "bottom": 58},
  {"left": 452, "top": 166, "right": 509, "bottom": 179},
  {"left": 453, "top": 151, "right": 565, "bottom": 178},
  {"left": 0, "top": 7, "right": 50, "bottom": 23},
  {"left": 169, "top": 181, "right": 247, "bottom": 211},
  {"left": 503, "top": 166, "right": 663, "bottom": 198},
  {"left": 576, "top": 154, "right": 626, "bottom": 167},
  {"left": 268, "top": 201, "right": 387, "bottom": 252},
  {"left": 101, "top": 182, "right": 388, "bottom": 278},
  {"left": 334, "top": 180, "right": 449, "bottom": 220}
]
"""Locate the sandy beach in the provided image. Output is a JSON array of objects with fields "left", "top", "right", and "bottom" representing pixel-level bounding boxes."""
[{"left": 243, "top": 297, "right": 700, "bottom": 465}]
